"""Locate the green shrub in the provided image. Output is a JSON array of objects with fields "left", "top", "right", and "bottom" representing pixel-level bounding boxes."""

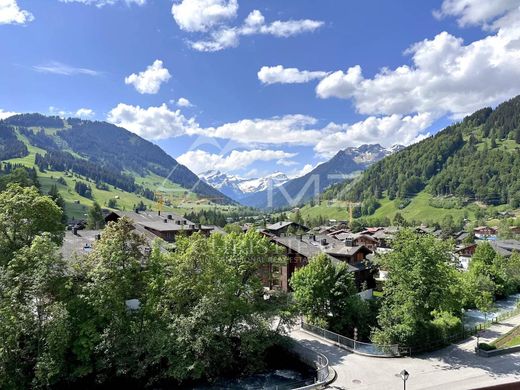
[
  {"left": 431, "top": 311, "right": 462, "bottom": 341},
  {"left": 478, "top": 342, "right": 497, "bottom": 351}
]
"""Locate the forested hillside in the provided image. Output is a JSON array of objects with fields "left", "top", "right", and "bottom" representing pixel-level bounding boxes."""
[
  {"left": 342, "top": 95, "right": 520, "bottom": 211},
  {"left": 0, "top": 114, "right": 232, "bottom": 204}
]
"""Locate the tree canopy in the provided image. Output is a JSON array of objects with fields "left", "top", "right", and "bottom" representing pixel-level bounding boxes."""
[{"left": 0, "top": 184, "right": 63, "bottom": 265}]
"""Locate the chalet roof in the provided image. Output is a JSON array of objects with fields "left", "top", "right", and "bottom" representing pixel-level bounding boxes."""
[
  {"left": 272, "top": 236, "right": 323, "bottom": 259},
  {"left": 316, "top": 225, "right": 335, "bottom": 234},
  {"left": 61, "top": 229, "right": 101, "bottom": 259},
  {"left": 353, "top": 234, "right": 379, "bottom": 243},
  {"left": 490, "top": 239, "right": 520, "bottom": 257},
  {"left": 328, "top": 228, "right": 351, "bottom": 237},
  {"left": 106, "top": 210, "right": 190, "bottom": 225},
  {"left": 141, "top": 222, "right": 197, "bottom": 232},
  {"left": 454, "top": 231, "right": 469, "bottom": 241},
  {"left": 474, "top": 226, "right": 497, "bottom": 232},
  {"left": 490, "top": 243, "right": 513, "bottom": 257},
  {"left": 454, "top": 243, "right": 477, "bottom": 253},
  {"left": 270, "top": 235, "right": 358, "bottom": 272},
  {"left": 325, "top": 245, "right": 372, "bottom": 258},
  {"left": 360, "top": 227, "right": 383, "bottom": 235},
  {"left": 209, "top": 226, "right": 227, "bottom": 235},
  {"left": 333, "top": 232, "right": 351, "bottom": 241},
  {"left": 266, "top": 221, "right": 309, "bottom": 232},
  {"left": 372, "top": 230, "right": 390, "bottom": 239}
]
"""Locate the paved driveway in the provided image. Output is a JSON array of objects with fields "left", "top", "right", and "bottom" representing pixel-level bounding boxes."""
[{"left": 291, "top": 317, "right": 520, "bottom": 390}]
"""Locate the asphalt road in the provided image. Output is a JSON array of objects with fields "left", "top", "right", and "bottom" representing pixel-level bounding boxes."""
[{"left": 291, "top": 316, "right": 520, "bottom": 390}]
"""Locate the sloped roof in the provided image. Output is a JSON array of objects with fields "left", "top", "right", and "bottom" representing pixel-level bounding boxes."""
[
  {"left": 325, "top": 245, "right": 372, "bottom": 257},
  {"left": 266, "top": 221, "right": 309, "bottom": 231}
]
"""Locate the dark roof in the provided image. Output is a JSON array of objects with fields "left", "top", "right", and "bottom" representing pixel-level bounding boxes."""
[
  {"left": 454, "top": 243, "right": 477, "bottom": 253},
  {"left": 105, "top": 210, "right": 212, "bottom": 234},
  {"left": 266, "top": 221, "right": 309, "bottom": 232},
  {"left": 61, "top": 229, "right": 101, "bottom": 259},
  {"left": 106, "top": 210, "right": 190, "bottom": 225},
  {"left": 271, "top": 236, "right": 323, "bottom": 260},
  {"left": 489, "top": 239, "right": 520, "bottom": 257},
  {"left": 272, "top": 235, "right": 359, "bottom": 267},
  {"left": 325, "top": 245, "right": 372, "bottom": 258}
]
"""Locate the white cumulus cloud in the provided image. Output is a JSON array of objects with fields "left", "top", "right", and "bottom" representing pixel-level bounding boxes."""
[
  {"left": 315, "top": 14, "right": 520, "bottom": 119},
  {"left": 191, "top": 27, "right": 239, "bottom": 51},
  {"left": 240, "top": 10, "right": 323, "bottom": 37},
  {"left": 171, "top": 0, "right": 238, "bottom": 32},
  {"left": 314, "top": 113, "right": 434, "bottom": 157},
  {"left": 178, "top": 6, "right": 323, "bottom": 52},
  {"left": 107, "top": 103, "right": 198, "bottom": 139},
  {"left": 197, "top": 115, "right": 323, "bottom": 145},
  {"left": 315, "top": 65, "right": 363, "bottom": 99},
  {"left": 0, "top": 0, "right": 34, "bottom": 25},
  {"left": 124, "top": 60, "right": 171, "bottom": 94},
  {"left": 0, "top": 108, "right": 18, "bottom": 120},
  {"left": 105, "top": 102, "right": 432, "bottom": 157},
  {"left": 177, "top": 149, "right": 296, "bottom": 174},
  {"left": 75, "top": 108, "right": 95, "bottom": 118},
  {"left": 258, "top": 65, "right": 328, "bottom": 84},
  {"left": 176, "top": 97, "right": 193, "bottom": 107},
  {"left": 434, "top": 0, "right": 520, "bottom": 28}
]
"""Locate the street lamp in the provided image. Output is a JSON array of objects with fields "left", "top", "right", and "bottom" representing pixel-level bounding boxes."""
[{"left": 400, "top": 369, "right": 409, "bottom": 390}]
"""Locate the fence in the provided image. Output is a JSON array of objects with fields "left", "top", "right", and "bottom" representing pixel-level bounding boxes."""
[
  {"left": 406, "top": 304, "right": 520, "bottom": 355},
  {"left": 301, "top": 304, "right": 520, "bottom": 358},
  {"left": 287, "top": 342, "right": 335, "bottom": 389},
  {"left": 301, "top": 322, "right": 401, "bottom": 357}
]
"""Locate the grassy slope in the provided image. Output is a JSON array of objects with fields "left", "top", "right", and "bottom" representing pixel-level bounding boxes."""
[
  {"left": 6, "top": 131, "right": 236, "bottom": 220},
  {"left": 295, "top": 191, "right": 518, "bottom": 224},
  {"left": 494, "top": 325, "right": 520, "bottom": 349}
]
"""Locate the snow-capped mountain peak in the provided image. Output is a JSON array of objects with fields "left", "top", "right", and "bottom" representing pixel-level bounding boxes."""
[
  {"left": 238, "top": 172, "right": 289, "bottom": 193},
  {"left": 199, "top": 170, "right": 289, "bottom": 201}
]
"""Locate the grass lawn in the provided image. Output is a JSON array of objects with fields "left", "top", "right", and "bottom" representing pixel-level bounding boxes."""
[{"left": 493, "top": 325, "right": 520, "bottom": 349}]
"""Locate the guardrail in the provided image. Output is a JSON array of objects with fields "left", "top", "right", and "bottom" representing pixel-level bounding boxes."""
[
  {"left": 287, "top": 342, "right": 336, "bottom": 389},
  {"left": 301, "top": 322, "right": 401, "bottom": 357}
]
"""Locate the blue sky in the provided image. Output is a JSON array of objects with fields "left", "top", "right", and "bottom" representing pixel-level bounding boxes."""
[{"left": 2, "top": 0, "right": 520, "bottom": 179}]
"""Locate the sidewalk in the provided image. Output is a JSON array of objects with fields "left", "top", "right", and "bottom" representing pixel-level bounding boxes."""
[
  {"left": 291, "top": 314, "right": 520, "bottom": 389},
  {"left": 458, "top": 313, "right": 520, "bottom": 352}
]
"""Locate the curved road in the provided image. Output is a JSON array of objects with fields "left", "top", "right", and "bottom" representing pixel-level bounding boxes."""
[{"left": 291, "top": 315, "right": 520, "bottom": 390}]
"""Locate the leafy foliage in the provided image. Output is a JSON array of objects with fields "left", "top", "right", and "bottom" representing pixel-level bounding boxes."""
[
  {"left": 372, "top": 229, "right": 462, "bottom": 347},
  {"left": 462, "top": 243, "right": 520, "bottom": 312},
  {"left": 290, "top": 254, "right": 376, "bottom": 339},
  {"left": 87, "top": 202, "right": 105, "bottom": 229},
  {"left": 0, "top": 165, "right": 39, "bottom": 191},
  {"left": 0, "top": 184, "right": 63, "bottom": 265},
  {"left": 0, "top": 201, "right": 294, "bottom": 387}
]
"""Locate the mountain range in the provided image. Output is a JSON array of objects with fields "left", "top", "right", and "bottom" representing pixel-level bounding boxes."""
[
  {"left": 199, "top": 170, "right": 289, "bottom": 201},
  {"left": 238, "top": 143, "right": 404, "bottom": 209}
]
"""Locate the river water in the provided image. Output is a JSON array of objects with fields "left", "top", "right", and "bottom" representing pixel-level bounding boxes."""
[
  {"left": 193, "top": 369, "right": 314, "bottom": 389},
  {"left": 464, "top": 292, "right": 520, "bottom": 329}
]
